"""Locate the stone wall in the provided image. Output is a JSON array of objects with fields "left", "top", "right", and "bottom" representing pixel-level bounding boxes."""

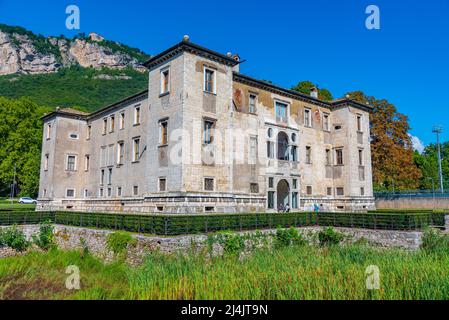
[
  {"left": 0, "top": 224, "right": 424, "bottom": 264},
  {"left": 375, "top": 197, "right": 449, "bottom": 210}
]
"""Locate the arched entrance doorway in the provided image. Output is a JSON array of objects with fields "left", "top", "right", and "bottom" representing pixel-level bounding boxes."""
[
  {"left": 277, "top": 179, "right": 290, "bottom": 211},
  {"left": 277, "top": 132, "right": 289, "bottom": 160}
]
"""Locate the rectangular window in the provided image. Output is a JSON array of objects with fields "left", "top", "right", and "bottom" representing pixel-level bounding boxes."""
[
  {"left": 335, "top": 148, "right": 344, "bottom": 165},
  {"left": 160, "top": 68, "right": 170, "bottom": 94},
  {"left": 292, "top": 192, "right": 298, "bottom": 209},
  {"left": 159, "top": 178, "right": 166, "bottom": 192},
  {"left": 268, "top": 191, "right": 275, "bottom": 209},
  {"left": 267, "top": 141, "right": 274, "bottom": 159},
  {"left": 291, "top": 146, "right": 297, "bottom": 162},
  {"left": 108, "top": 168, "right": 112, "bottom": 185},
  {"left": 99, "top": 188, "right": 104, "bottom": 197},
  {"left": 44, "top": 154, "right": 49, "bottom": 171},
  {"left": 304, "top": 109, "right": 311, "bottom": 127},
  {"left": 117, "top": 142, "right": 124, "bottom": 165},
  {"left": 46, "top": 123, "right": 52, "bottom": 140},
  {"left": 250, "top": 183, "right": 259, "bottom": 193},
  {"left": 249, "top": 94, "right": 257, "bottom": 113},
  {"left": 358, "top": 149, "right": 363, "bottom": 166},
  {"left": 110, "top": 115, "right": 115, "bottom": 133},
  {"left": 132, "top": 138, "right": 140, "bottom": 162},
  {"left": 293, "top": 179, "right": 297, "bottom": 189},
  {"left": 204, "top": 68, "right": 216, "bottom": 94},
  {"left": 203, "top": 120, "right": 215, "bottom": 145},
  {"left": 134, "top": 106, "right": 141, "bottom": 125},
  {"left": 360, "top": 187, "right": 365, "bottom": 196},
  {"left": 336, "top": 187, "right": 344, "bottom": 196},
  {"left": 204, "top": 178, "right": 215, "bottom": 191},
  {"left": 100, "top": 169, "right": 105, "bottom": 185},
  {"left": 268, "top": 177, "right": 274, "bottom": 189},
  {"left": 43, "top": 189, "right": 47, "bottom": 197},
  {"left": 66, "top": 189, "right": 75, "bottom": 198},
  {"left": 119, "top": 112, "right": 125, "bottom": 129},
  {"left": 84, "top": 155, "right": 90, "bottom": 171},
  {"left": 325, "top": 149, "right": 331, "bottom": 165},
  {"left": 83, "top": 189, "right": 88, "bottom": 198},
  {"left": 160, "top": 120, "right": 168, "bottom": 145},
  {"left": 275, "top": 102, "right": 288, "bottom": 123},
  {"left": 117, "top": 186, "right": 122, "bottom": 197},
  {"left": 102, "top": 118, "right": 107, "bottom": 135},
  {"left": 87, "top": 125, "right": 91, "bottom": 140},
  {"left": 357, "top": 114, "right": 362, "bottom": 132},
  {"left": 327, "top": 187, "right": 333, "bottom": 196},
  {"left": 107, "top": 187, "right": 112, "bottom": 197},
  {"left": 305, "top": 146, "right": 312, "bottom": 164},
  {"left": 133, "top": 185, "right": 139, "bottom": 196},
  {"left": 323, "top": 113, "right": 330, "bottom": 131},
  {"left": 66, "top": 155, "right": 76, "bottom": 171},
  {"left": 306, "top": 186, "right": 313, "bottom": 196}
]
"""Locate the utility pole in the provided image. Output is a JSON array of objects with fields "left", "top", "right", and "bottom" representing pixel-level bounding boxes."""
[
  {"left": 432, "top": 126, "right": 444, "bottom": 193},
  {"left": 10, "top": 164, "right": 16, "bottom": 205}
]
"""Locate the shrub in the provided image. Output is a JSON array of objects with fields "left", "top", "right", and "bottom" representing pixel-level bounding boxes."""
[
  {"left": 211, "top": 232, "right": 246, "bottom": 256},
  {"left": 32, "top": 220, "right": 56, "bottom": 250},
  {"left": 1, "top": 225, "right": 30, "bottom": 252},
  {"left": 421, "top": 228, "right": 449, "bottom": 252},
  {"left": 106, "top": 231, "right": 136, "bottom": 259},
  {"left": 318, "top": 227, "right": 345, "bottom": 246},
  {"left": 274, "top": 227, "right": 307, "bottom": 248}
]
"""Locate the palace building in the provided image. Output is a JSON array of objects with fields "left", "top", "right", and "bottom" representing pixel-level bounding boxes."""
[{"left": 37, "top": 37, "right": 375, "bottom": 214}]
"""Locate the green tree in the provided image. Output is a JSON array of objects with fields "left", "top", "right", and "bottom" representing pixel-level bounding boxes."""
[
  {"left": 291, "top": 81, "right": 334, "bottom": 101},
  {"left": 414, "top": 143, "right": 449, "bottom": 190},
  {"left": 0, "top": 97, "right": 51, "bottom": 196}
]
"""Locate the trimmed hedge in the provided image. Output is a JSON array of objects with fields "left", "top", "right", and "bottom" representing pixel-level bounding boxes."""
[{"left": 0, "top": 211, "right": 446, "bottom": 235}]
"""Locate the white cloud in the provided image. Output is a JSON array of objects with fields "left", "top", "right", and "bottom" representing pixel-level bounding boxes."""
[{"left": 409, "top": 134, "right": 425, "bottom": 154}]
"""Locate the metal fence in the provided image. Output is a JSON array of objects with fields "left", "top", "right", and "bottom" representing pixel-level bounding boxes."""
[{"left": 375, "top": 190, "right": 449, "bottom": 200}]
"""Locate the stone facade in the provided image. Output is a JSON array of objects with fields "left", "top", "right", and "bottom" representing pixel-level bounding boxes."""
[{"left": 38, "top": 38, "right": 375, "bottom": 214}]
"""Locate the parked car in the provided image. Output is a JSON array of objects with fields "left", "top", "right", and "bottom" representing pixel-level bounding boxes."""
[{"left": 18, "top": 197, "right": 37, "bottom": 204}]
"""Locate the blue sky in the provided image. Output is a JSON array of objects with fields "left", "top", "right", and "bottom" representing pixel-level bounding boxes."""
[{"left": 0, "top": 0, "right": 448, "bottom": 146}]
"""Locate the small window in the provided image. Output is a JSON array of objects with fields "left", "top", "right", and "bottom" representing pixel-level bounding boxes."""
[
  {"left": 119, "top": 112, "right": 125, "bottom": 130},
  {"left": 160, "top": 68, "right": 170, "bottom": 94},
  {"left": 291, "top": 146, "right": 298, "bottom": 162},
  {"left": 107, "top": 187, "right": 112, "bottom": 197},
  {"left": 102, "top": 118, "right": 107, "bottom": 135},
  {"left": 43, "top": 189, "right": 47, "bottom": 197},
  {"left": 325, "top": 149, "right": 331, "bottom": 165},
  {"left": 268, "top": 177, "right": 274, "bottom": 189},
  {"left": 44, "top": 154, "right": 49, "bottom": 171},
  {"left": 84, "top": 155, "right": 90, "bottom": 171},
  {"left": 357, "top": 114, "right": 362, "bottom": 132},
  {"left": 323, "top": 113, "right": 330, "bottom": 131},
  {"left": 304, "top": 109, "right": 311, "bottom": 127},
  {"left": 87, "top": 125, "right": 92, "bottom": 140},
  {"left": 204, "top": 67, "right": 216, "bottom": 94},
  {"left": 306, "top": 186, "right": 312, "bottom": 195},
  {"left": 46, "top": 123, "right": 52, "bottom": 140},
  {"left": 203, "top": 120, "right": 215, "bottom": 145},
  {"left": 132, "top": 138, "right": 140, "bottom": 162},
  {"left": 117, "top": 142, "right": 124, "bottom": 165},
  {"left": 292, "top": 192, "right": 298, "bottom": 209},
  {"left": 66, "top": 189, "right": 75, "bottom": 198},
  {"left": 267, "top": 141, "right": 274, "bottom": 159},
  {"left": 110, "top": 115, "right": 115, "bottom": 133},
  {"left": 108, "top": 168, "right": 112, "bottom": 185},
  {"left": 100, "top": 169, "right": 105, "bottom": 185},
  {"left": 335, "top": 148, "right": 344, "bottom": 166},
  {"left": 327, "top": 187, "right": 333, "bottom": 196},
  {"left": 159, "top": 178, "right": 167, "bottom": 192},
  {"left": 275, "top": 102, "right": 288, "bottom": 123},
  {"left": 250, "top": 183, "right": 259, "bottom": 193},
  {"left": 99, "top": 188, "right": 104, "bottom": 197},
  {"left": 134, "top": 106, "right": 141, "bottom": 125},
  {"left": 305, "top": 146, "right": 312, "bottom": 164},
  {"left": 268, "top": 191, "right": 275, "bottom": 209},
  {"left": 360, "top": 187, "right": 365, "bottom": 196},
  {"left": 83, "top": 189, "right": 88, "bottom": 198},
  {"left": 358, "top": 149, "right": 363, "bottom": 166},
  {"left": 291, "top": 133, "right": 297, "bottom": 142},
  {"left": 336, "top": 187, "right": 344, "bottom": 196},
  {"left": 267, "top": 128, "right": 273, "bottom": 138},
  {"left": 292, "top": 179, "right": 297, "bottom": 189},
  {"left": 117, "top": 186, "right": 122, "bottom": 197},
  {"left": 249, "top": 94, "right": 257, "bottom": 113},
  {"left": 133, "top": 185, "right": 139, "bottom": 196},
  {"left": 157, "top": 206, "right": 164, "bottom": 212},
  {"left": 334, "top": 125, "right": 342, "bottom": 131},
  {"left": 69, "top": 133, "right": 79, "bottom": 140},
  {"left": 66, "top": 155, "right": 76, "bottom": 171},
  {"left": 204, "top": 178, "right": 215, "bottom": 191},
  {"left": 159, "top": 120, "right": 168, "bottom": 145},
  {"left": 205, "top": 206, "right": 215, "bottom": 213}
]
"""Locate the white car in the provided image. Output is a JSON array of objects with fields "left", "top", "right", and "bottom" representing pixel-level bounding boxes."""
[{"left": 18, "top": 197, "right": 37, "bottom": 204}]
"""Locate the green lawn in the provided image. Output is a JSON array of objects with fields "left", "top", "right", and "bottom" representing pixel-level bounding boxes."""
[
  {"left": 1, "top": 244, "right": 449, "bottom": 300},
  {"left": 0, "top": 199, "right": 35, "bottom": 211}
]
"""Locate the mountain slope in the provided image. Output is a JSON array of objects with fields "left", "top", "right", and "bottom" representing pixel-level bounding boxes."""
[
  {"left": 0, "top": 66, "right": 148, "bottom": 112},
  {"left": 0, "top": 24, "right": 150, "bottom": 75}
]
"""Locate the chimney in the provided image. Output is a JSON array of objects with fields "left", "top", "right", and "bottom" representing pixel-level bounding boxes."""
[{"left": 310, "top": 87, "right": 318, "bottom": 99}]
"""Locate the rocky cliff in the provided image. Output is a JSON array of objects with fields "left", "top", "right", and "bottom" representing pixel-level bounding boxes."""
[{"left": 0, "top": 24, "right": 149, "bottom": 76}]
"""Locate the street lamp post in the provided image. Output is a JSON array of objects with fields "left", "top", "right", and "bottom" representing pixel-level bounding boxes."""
[{"left": 432, "top": 126, "right": 444, "bottom": 194}]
